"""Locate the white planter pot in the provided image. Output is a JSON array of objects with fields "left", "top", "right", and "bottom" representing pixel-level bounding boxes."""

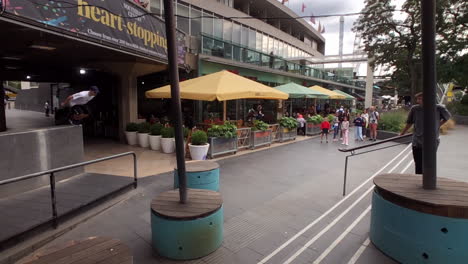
[
  {"left": 125, "top": 131, "right": 137, "bottom": 145},
  {"left": 161, "top": 138, "right": 175, "bottom": 153},
  {"left": 149, "top": 135, "right": 162, "bottom": 151},
  {"left": 189, "top": 143, "right": 210, "bottom": 160},
  {"left": 138, "top": 133, "right": 150, "bottom": 148}
]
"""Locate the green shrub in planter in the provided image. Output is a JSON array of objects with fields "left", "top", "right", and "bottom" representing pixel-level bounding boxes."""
[
  {"left": 307, "top": 115, "right": 323, "bottom": 125},
  {"left": 207, "top": 121, "right": 237, "bottom": 138},
  {"left": 137, "top": 122, "right": 151, "bottom": 133},
  {"left": 461, "top": 94, "right": 468, "bottom": 105},
  {"left": 252, "top": 120, "right": 269, "bottom": 131},
  {"left": 150, "top": 123, "right": 163, "bottom": 136},
  {"left": 327, "top": 114, "right": 335, "bottom": 123},
  {"left": 377, "top": 110, "right": 408, "bottom": 132},
  {"left": 161, "top": 127, "right": 175, "bottom": 138},
  {"left": 184, "top": 127, "right": 190, "bottom": 139},
  {"left": 279, "top": 117, "right": 298, "bottom": 129},
  {"left": 126, "top": 123, "right": 139, "bottom": 132},
  {"left": 191, "top": 130, "right": 208, "bottom": 145}
]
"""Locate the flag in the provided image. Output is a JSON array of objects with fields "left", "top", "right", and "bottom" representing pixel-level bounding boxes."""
[
  {"left": 281, "top": 0, "right": 288, "bottom": 4},
  {"left": 310, "top": 13, "right": 316, "bottom": 24},
  {"left": 321, "top": 26, "right": 325, "bottom": 33},
  {"left": 301, "top": 3, "right": 306, "bottom": 12},
  {"left": 317, "top": 22, "right": 322, "bottom": 33}
]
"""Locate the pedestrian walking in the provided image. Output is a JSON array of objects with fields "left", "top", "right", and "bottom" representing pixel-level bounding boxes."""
[
  {"left": 296, "top": 114, "right": 306, "bottom": 136},
  {"left": 332, "top": 114, "right": 340, "bottom": 141},
  {"left": 341, "top": 116, "right": 350, "bottom": 146},
  {"left": 353, "top": 113, "right": 364, "bottom": 141},
  {"left": 400, "top": 92, "right": 451, "bottom": 174},
  {"left": 320, "top": 115, "right": 330, "bottom": 143},
  {"left": 368, "top": 106, "right": 380, "bottom": 141},
  {"left": 361, "top": 109, "right": 369, "bottom": 138},
  {"left": 44, "top": 101, "right": 50, "bottom": 117}
]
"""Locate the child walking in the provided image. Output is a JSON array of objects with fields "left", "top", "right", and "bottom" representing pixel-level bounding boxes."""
[
  {"left": 320, "top": 116, "right": 331, "bottom": 143},
  {"left": 353, "top": 113, "right": 364, "bottom": 141},
  {"left": 341, "top": 116, "right": 350, "bottom": 146},
  {"left": 332, "top": 115, "right": 340, "bottom": 141}
]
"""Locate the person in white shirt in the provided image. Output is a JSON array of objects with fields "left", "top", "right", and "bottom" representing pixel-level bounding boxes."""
[{"left": 61, "top": 86, "right": 99, "bottom": 125}]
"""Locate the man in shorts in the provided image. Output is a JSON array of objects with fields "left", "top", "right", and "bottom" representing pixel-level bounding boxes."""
[
  {"left": 368, "top": 106, "right": 379, "bottom": 141},
  {"left": 60, "top": 86, "right": 99, "bottom": 125}
]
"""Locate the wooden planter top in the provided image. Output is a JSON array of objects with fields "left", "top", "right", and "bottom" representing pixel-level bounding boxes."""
[
  {"left": 175, "top": 160, "right": 219, "bottom": 172},
  {"left": 151, "top": 189, "right": 223, "bottom": 220},
  {"left": 19, "top": 237, "right": 132, "bottom": 264},
  {"left": 374, "top": 173, "right": 468, "bottom": 219}
]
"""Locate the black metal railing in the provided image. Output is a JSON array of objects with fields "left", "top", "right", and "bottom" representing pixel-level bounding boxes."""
[
  {"left": 338, "top": 134, "right": 412, "bottom": 196},
  {"left": 0, "top": 152, "right": 137, "bottom": 228}
]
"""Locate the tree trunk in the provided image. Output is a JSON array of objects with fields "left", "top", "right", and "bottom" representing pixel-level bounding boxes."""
[
  {"left": 0, "top": 81, "right": 6, "bottom": 132},
  {"left": 408, "top": 61, "right": 418, "bottom": 104}
]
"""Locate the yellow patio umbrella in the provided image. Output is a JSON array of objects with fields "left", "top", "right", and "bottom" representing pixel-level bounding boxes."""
[
  {"left": 146, "top": 70, "right": 289, "bottom": 120},
  {"left": 309, "top": 85, "right": 347, "bottom": 100}
]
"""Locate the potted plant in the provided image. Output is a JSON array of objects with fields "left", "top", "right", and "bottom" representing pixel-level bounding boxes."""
[
  {"left": 189, "top": 130, "right": 209, "bottom": 160},
  {"left": 250, "top": 120, "right": 272, "bottom": 149},
  {"left": 160, "top": 127, "right": 175, "bottom": 153},
  {"left": 306, "top": 115, "right": 323, "bottom": 135},
  {"left": 149, "top": 123, "right": 163, "bottom": 151},
  {"left": 137, "top": 122, "right": 151, "bottom": 148},
  {"left": 207, "top": 121, "right": 238, "bottom": 158},
  {"left": 278, "top": 117, "right": 298, "bottom": 142},
  {"left": 125, "top": 123, "right": 139, "bottom": 145}
]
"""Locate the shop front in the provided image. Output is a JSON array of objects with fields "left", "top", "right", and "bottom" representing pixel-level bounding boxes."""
[{"left": 0, "top": 0, "right": 186, "bottom": 140}]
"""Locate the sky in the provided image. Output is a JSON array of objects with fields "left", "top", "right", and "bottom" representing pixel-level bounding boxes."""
[{"left": 276, "top": 0, "right": 406, "bottom": 74}]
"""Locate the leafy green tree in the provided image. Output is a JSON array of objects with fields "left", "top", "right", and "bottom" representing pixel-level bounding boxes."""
[{"left": 354, "top": 0, "right": 467, "bottom": 100}]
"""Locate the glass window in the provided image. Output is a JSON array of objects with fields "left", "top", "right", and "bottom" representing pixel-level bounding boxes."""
[
  {"left": 191, "top": 7, "right": 201, "bottom": 36},
  {"left": 214, "top": 16, "right": 223, "bottom": 38},
  {"left": 241, "top": 26, "right": 248, "bottom": 46},
  {"left": 274, "top": 39, "right": 279, "bottom": 56},
  {"left": 232, "top": 23, "right": 241, "bottom": 44},
  {"left": 268, "top": 36, "right": 274, "bottom": 54},
  {"left": 202, "top": 36, "right": 214, "bottom": 55},
  {"left": 223, "top": 20, "right": 232, "bottom": 41},
  {"left": 256, "top": 32, "right": 262, "bottom": 51},
  {"left": 248, "top": 28, "right": 256, "bottom": 49},
  {"left": 287, "top": 45, "right": 292, "bottom": 58},
  {"left": 202, "top": 11, "right": 213, "bottom": 35},
  {"left": 262, "top": 34, "right": 268, "bottom": 53},
  {"left": 278, "top": 41, "right": 284, "bottom": 58},
  {"left": 177, "top": 3, "right": 189, "bottom": 34},
  {"left": 233, "top": 45, "right": 241, "bottom": 61},
  {"left": 150, "top": 0, "right": 161, "bottom": 16}
]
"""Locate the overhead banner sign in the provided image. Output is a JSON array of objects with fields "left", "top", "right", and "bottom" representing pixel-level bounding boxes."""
[{"left": 2, "top": 0, "right": 186, "bottom": 64}]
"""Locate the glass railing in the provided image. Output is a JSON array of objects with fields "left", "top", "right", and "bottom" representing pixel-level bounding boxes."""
[{"left": 200, "top": 34, "right": 360, "bottom": 87}]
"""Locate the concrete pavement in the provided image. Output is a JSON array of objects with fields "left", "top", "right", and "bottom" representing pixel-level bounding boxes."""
[{"left": 11, "top": 125, "right": 468, "bottom": 264}]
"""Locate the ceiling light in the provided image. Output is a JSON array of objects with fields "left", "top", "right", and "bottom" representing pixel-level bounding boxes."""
[
  {"left": 26, "top": 75, "right": 31, "bottom": 79},
  {"left": 2, "top": 56, "right": 21, "bottom": 60},
  {"left": 79, "top": 69, "right": 86, "bottom": 75},
  {"left": 5, "top": 66, "right": 20, "bottom": 70},
  {"left": 142, "top": 81, "right": 145, "bottom": 84},
  {"left": 30, "top": 44, "right": 56, "bottom": 51}
]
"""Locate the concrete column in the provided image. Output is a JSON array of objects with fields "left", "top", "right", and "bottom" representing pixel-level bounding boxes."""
[
  {"left": 365, "top": 58, "right": 374, "bottom": 108},
  {"left": 118, "top": 72, "right": 139, "bottom": 137},
  {"left": 0, "top": 81, "right": 6, "bottom": 132}
]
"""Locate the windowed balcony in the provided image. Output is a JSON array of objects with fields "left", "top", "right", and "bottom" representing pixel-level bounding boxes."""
[{"left": 201, "top": 34, "right": 358, "bottom": 87}]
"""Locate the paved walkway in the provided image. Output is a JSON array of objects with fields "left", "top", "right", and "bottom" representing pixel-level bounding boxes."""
[
  {"left": 11, "top": 125, "right": 468, "bottom": 264},
  {"left": 3, "top": 108, "right": 55, "bottom": 133}
]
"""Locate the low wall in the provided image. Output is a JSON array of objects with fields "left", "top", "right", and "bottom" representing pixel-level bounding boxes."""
[
  {"left": 454, "top": 115, "right": 468, "bottom": 125},
  {"left": 0, "top": 126, "right": 84, "bottom": 198},
  {"left": 377, "top": 130, "right": 411, "bottom": 144}
]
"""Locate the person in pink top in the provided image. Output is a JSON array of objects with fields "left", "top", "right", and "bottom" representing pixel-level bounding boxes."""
[{"left": 341, "top": 116, "right": 350, "bottom": 146}]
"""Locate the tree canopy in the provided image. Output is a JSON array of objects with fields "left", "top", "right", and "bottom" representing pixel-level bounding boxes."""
[{"left": 353, "top": 0, "right": 467, "bottom": 100}]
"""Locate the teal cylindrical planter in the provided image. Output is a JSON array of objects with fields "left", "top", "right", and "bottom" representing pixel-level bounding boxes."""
[
  {"left": 174, "top": 161, "right": 220, "bottom": 191},
  {"left": 370, "top": 190, "right": 468, "bottom": 264},
  {"left": 151, "top": 205, "right": 224, "bottom": 260}
]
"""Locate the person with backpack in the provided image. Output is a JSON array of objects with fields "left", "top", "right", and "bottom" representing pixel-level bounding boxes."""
[{"left": 368, "top": 106, "right": 380, "bottom": 141}]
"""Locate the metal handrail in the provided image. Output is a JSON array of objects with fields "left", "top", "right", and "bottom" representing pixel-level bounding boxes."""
[
  {"left": 339, "top": 134, "right": 412, "bottom": 196},
  {"left": 0, "top": 152, "right": 137, "bottom": 228}
]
